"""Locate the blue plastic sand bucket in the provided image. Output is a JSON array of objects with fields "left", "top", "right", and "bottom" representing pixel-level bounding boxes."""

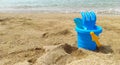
[
  {"left": 74, "top": 11, "right": 102, "bottom": 50},
  {"left": 75, "top": 26, "right": 102, "bottom": 50}
]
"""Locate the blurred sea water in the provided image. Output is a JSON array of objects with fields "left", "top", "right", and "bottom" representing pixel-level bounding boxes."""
[{"left": 0, "top": 0, "right": 120, "bottom": 14}]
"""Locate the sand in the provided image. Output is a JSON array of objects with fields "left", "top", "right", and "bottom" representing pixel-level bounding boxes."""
[{"left": 0, "top": 13, "right": 120, "bottom": 65}]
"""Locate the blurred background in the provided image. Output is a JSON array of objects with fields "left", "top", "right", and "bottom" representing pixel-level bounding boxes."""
[{"left": 0, "top": 0, "right": 120, "bottom": 14}]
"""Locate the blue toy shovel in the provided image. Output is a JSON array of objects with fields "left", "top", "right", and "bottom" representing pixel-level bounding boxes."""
[{"left": 74, "top": 18, "right": 87, "bottom": 30}]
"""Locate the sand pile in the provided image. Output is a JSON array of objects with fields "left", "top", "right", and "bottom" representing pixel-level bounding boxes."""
[
  {"left": 12, "top": 43, "right": 119, "bottom": 65},
  {"left": 34, "top": 44, "right": 84, "bottom": 65}
]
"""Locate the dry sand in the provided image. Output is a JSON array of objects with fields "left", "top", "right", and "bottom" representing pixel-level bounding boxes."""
[{"left": 0, "top": 13, "right": 120, "bottom": 65}]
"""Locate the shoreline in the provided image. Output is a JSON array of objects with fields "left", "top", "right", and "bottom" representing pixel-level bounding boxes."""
[
  {"left": 0, "top": 12, "right": 120, "bottom": 17},
  {"left": 0, "top": 8, "right": 120, "bottom": 15}
]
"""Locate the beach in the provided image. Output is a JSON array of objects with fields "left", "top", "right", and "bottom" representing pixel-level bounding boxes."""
[{"left": 0, "top": 13, "right": 120, "bottom": 65}]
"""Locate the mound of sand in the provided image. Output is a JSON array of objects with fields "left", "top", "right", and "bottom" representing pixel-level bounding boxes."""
[{"left": 12, "top": 44, "right": 118, "bottom": 65}]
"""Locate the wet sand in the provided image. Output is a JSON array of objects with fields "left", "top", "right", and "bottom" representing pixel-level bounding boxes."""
[{"left": 0, "top": 13, "right": 120, "bottom": 65}]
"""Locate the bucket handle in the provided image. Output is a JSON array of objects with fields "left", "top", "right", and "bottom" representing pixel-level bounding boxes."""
[{"left": 90, "top": 32, "right": 102, "bottom": 48}]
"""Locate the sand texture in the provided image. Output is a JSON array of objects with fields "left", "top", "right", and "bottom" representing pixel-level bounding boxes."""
[{"left": 0, "top": 13, "right": 120, "bottom": 65}]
